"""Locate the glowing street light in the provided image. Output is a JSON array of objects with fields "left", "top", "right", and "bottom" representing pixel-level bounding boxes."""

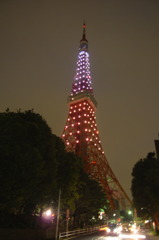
[
  {"left": 128, "top": 210, "right": 132, "bottom": 215},
  {"left": 42, "top": 208, "right": 53, "bottom": 218},
  {"left": 45, "top": 209, "right": 52, "bottom": 216}
]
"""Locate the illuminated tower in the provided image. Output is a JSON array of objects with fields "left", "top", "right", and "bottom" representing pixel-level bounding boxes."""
[{"left": 62, "top": 23, "right": 131, "bottom": 210}]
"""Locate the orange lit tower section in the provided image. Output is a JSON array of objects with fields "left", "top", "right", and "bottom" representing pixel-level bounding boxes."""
[{"left": 62, "top": 23, "right": 131, "bottom": 210}]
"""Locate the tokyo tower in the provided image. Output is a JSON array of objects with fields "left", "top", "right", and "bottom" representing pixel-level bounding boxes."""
[{"left": 62, "top": 23, "right": 131, "bottom": 210}]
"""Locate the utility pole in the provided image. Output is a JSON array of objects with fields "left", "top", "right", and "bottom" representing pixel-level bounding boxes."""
[{"left": 55, "top": 189, "right": 61, "bottom": 240}]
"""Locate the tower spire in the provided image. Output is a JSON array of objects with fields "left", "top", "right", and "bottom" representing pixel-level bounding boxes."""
[
  {"left": 79, "top": 22, "right": 88, "bottom": 51},
  {"left": 81, "top": 20, "right": 87, "bottom": 41}
]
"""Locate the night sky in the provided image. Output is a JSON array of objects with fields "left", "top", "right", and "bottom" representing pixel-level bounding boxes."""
[{"left": 1, "top": 0, "right": 159, "bottom": 199}]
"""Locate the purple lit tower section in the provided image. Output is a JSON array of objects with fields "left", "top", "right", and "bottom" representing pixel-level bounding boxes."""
[
  {"left": 62, "top": 23, "right": 131, "bottom": 210},
  {"left": 71, "top": 24, "right": 93, "bottom": 95}
]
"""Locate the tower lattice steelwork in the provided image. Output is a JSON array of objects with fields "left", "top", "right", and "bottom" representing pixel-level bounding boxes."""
[{"left": 62, "top": 23, "right": 131, "bottom": 210}]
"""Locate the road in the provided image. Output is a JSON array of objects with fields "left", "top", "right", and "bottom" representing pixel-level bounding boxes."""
[{"left": 69, "top": 230, "right": 159, "bottom": 240}]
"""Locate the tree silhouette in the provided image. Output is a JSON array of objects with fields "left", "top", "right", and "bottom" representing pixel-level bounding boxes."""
[{"left": 131, "top": 152, "right": 159, "bottom": 231}]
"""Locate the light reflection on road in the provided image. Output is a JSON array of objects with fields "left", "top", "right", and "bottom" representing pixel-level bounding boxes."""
[
  {"left": 98, "top": 233, "right": 146, "bottom": 240},
  {"left": 119, "top": 233, "right": 146, "bottom": 239}
]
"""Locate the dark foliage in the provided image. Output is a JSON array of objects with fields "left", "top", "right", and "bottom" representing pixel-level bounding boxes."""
[
  {"left": 0, "top": 110, "right": 58, "bottom": 216},
  {"left": 72, "top": 170, "right": 108, "bottom": 227},
  {"left": 131, "top": 152, "right": 159, "bottom": 229},
  {"left": 0, "top": 110, "right": 109, "bottom": 229}
]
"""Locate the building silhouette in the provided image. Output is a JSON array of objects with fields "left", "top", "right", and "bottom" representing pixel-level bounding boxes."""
[{"left": 155, "top": 138, "right": 159, "bottom": 159}]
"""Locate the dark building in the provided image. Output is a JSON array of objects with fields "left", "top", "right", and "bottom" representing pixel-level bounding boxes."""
[{"left": 154, "top": 139, "right": 159, "bottom": 159}]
